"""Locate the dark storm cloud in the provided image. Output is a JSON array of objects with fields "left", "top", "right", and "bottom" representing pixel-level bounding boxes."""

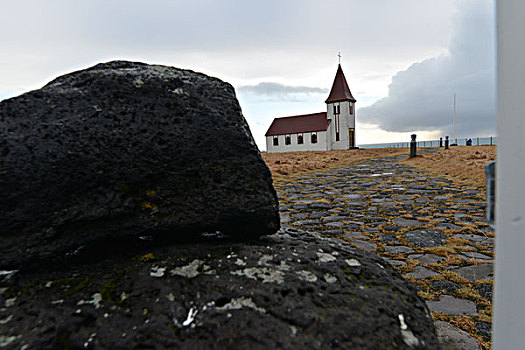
[{"left": 358, "top": 0, "right": 496, "bottom": 137}]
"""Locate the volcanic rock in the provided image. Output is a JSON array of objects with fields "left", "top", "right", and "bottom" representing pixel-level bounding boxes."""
[
  {"left": 0, "top": 228, "right": 439, "bottom": 349},
  {"left": 404, "top": 229, "right": 447, "bottom": 247},
  {"left": 0, "top": 61, "right": 279, "bottom": 268},
  {"left": 434, "top": 321, "right": 480, "bottom": 350}
]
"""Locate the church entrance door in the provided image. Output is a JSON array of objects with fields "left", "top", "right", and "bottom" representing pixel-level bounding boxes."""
[{"left": 349, "top": 128, "right": 355, "bottom": 148}]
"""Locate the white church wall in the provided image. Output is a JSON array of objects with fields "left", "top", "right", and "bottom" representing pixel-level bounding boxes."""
[
  {"left": 327, "top": 101, "right": 356, "bottom": 150},
  {"left": 336, "top": 101, "right": 350, "bottom": 150},
  {"left": 265, "top": 131, "right": 328, "bottom": 153},
  {"left": 326, "top": 110, "right": 335, "bottom": 150},
  {"left": 265, "top": 136, "right": 275, "bottom": 153}
]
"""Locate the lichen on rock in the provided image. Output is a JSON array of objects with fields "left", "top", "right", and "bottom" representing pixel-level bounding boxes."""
[{"left": 0, "top": 228, "right": 440, "bottom": 349}]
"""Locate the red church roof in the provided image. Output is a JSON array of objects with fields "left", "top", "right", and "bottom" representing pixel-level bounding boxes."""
[
  {"left": 265, "top": 112, "right": 330, "bottom": 136},
  {"left": 325, "top": 64, "right": 356, "bottom": 103}
]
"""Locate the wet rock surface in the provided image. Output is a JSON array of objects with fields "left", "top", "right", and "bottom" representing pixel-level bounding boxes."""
[
  {"left": 0, "top": 228, "right": 439, "bottom": 349},
  {"left": 274, "top": 151, "right": 494, "bottom": 349},
  {"left": 0, "top": 61, "right": 279, "bottom": 269},
  {"left": 404, "top": 229, "right": 447, "bottom": 248},
  {"left": 434, "top": 321, "right": 480, "bottom": 350},
  {"left": 405, "top": 266, "right": 440, "bottom": 280},
  {"left": 426, "top": 295, "right": 478, "bottom": 316},
  {"left": 452, "top": 264, "right": 494, "bottom": 283}
]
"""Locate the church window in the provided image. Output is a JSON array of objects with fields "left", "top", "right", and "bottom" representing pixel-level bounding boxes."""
[
  {"left": 333, "top": 104, "right": 340, "bottom": 114},
  {"left": 285, "top": 135, "right": 291, "bottom": 145},
  {"left": 311, "top": 133, "right": 318, "bottom": 144},
  {"left": 298, "top": 134, "right": 304, "bottom": 144},
  {"left": 336, "top": 132, "right": 340, "bottom": 141},
  {"left": 349, "top": 105, "right": 353, "bottom": 114},
  {"left": 273, "top": 137, "right": 279, "bottom": 146}
]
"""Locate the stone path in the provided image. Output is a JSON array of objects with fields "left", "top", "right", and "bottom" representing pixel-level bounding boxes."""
[{"left": 274, "top": 153, "right": 493, "bottom": 350}]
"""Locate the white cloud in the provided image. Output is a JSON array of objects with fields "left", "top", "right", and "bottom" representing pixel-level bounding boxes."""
[
  {"left": 0, "top": 0, "right": 468, "bottom": 150},
  {"left": 237, "top": 82, "right": 328, "bottom": 102},
  {"left": 358, "top": 0, "right": 496, "bottom": 139},
  {"left": 0, "top": 0, "right": 456, "bottom": 91}
]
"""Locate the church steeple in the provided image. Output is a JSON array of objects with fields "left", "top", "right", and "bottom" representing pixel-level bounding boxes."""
[{"left": 325, "top": 64, "right": 356, "bottom": 104}]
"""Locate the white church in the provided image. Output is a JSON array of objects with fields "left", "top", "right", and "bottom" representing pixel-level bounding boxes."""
[{"left": 265, "top": 64, "right": 357, "bottom": 153}]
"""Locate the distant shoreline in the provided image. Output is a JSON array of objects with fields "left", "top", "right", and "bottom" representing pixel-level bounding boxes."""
[{"left": 358, "top": 136, "right": 497, "bottom": 149}]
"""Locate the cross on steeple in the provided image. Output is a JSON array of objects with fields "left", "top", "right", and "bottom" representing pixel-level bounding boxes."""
[{"left": 338, "top": 52, "right": 341, "bottom": 64}]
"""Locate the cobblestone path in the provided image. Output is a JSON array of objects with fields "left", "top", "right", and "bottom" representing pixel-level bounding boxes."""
[{"left": 275, "top": 153, "right": 493, "bottom": 349}]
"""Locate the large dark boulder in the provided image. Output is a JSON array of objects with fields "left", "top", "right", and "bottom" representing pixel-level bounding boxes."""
[
  {"left": 0, "top": 229, "right": 440, "bottom": 349},
  {"left": 0, "top": 61, "right": 279, "bottom": 269}
]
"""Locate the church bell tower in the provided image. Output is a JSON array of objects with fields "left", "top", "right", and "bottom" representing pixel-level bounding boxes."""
[{"left": 325, "top": 63, "right": 357, "bottom": 149}]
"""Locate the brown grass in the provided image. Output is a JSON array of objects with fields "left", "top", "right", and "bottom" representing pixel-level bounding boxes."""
[
  {"left": 262, "top": 145, "right": 496, "bottom": 189},
  {"left": 261, "top": 148, "right": 406, "bottom": 179},
  {"left": 402, "top": 145, "right": 496, "bottom": 189}
]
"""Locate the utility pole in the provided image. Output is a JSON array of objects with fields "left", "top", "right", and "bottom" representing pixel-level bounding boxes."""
[{"left": 453, "top": 93, "right": 456, "bottom": 142}]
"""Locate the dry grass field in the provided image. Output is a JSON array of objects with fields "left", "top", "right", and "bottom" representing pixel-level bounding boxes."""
[
  {"left": 262, "top": 145, "right": 496, "bottom": 189},
  {"left": 262, "top": 148, "right": 407, "bottom": 178},
  {"left": 405, "top": 145, "right": 496, "bottom": 189}
]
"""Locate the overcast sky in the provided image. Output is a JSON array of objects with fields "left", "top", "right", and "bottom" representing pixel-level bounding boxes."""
[{"left": 0, "top": 0, "right": 496, "bottom": 150}]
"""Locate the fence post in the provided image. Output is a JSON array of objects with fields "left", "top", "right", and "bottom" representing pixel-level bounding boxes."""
[
  {"left": 477, "top": 137, "right": 479, "bottom": 146},
  {"left": 440, "top": 137, "right": 443, "bottom": 147},
  {"left": 445, "top": 136, "right": 449, "bottom": 149},
  {"left": 410, "top": 134, "right": 417, "bottom": 158},
  {"left": 490, "top": 136, "right": 493, "bottom": 145}
]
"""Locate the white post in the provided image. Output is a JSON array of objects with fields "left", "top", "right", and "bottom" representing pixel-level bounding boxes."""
[{"left": 493, "top": 1, "right": 525, "bottom": 348}]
